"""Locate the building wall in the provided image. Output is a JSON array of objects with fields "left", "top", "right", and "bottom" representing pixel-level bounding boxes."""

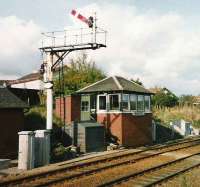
[
  {"left": 97, "top": 113, "right": 152, "bottom": 147},
  {"left": 0, "top": 109, "right": 24, "bottom": 158},
  {"left": 71, "top": 95, "right": 81, "bottom": 123},
  {"left": 55, "top": 96, "right": 152, "bottom": 147},
  {"left": 55, "top": 95, "right": 81, "bottom": 124},
  {"left": 122, "top": 113, "right": 152, "bottom": 147},
  {"left": 55, "top": 97, "right": 65, "bottom": 122},
  {"left": 97, "top": 113, "right": 123, "bottom": 144}
]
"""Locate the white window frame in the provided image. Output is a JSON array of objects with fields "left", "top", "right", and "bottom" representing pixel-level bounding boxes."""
[
  {"left": 130, "top": 94, "right": 137, "bottom": 112},
  {"left": 122, "top": 94, "right": 130, "bottom": 111},
  {"left": 81, "top": 95, "right": 90, "bottom": 112},
  {"left": 97, "top": 94, "right": 107, "bottom": 112},
  {"left": 108, "top": 93, "right": 121, "bottom": 111},
  {"left": 137, "top": 95, "right": 144, "bottom": 112},
  {"left": 144, "top": 95, "right": 151, "bottom": 113},
  {"left": 81, "top": 100, "right": 90, "bottom": 112}
]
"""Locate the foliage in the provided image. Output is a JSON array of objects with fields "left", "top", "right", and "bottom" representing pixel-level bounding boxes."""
[
  {"left": 179, "top": 94, "right": 194, "bottom": 105},
  {"left": 24, "top": 106, "right": 64, "bottom": 130},
  {"left": 24, "top": 106, "right": 72, "bottom": 162},
  {"left": 130, "top": 78, "right": 143, "bottom": 86},
  {"left": 153, "top": 105, "right": 200, "bottom": 128},
  {"left": 152, "top": 88, "right": 178, "bottom": 107},
  {"left": 51, "top": 143, "right": 74, "bottom": 163},
  {"left": 54, "top": 52, "right": 106, "bottom": 95}
]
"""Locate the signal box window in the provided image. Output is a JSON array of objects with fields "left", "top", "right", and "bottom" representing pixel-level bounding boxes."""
[
  {"left": 137, "top": 95, "right": 144, "bottom": 111},
  {"left": 99, "top": 96, "right": 106, "bottom": 110},
  {"left": 130, "top": 94, "right": 137, "bottom": 111},
  {"left": 81, "top": 101, "right": 89, "bottom": 111},
  {"left": 122, "top": 94, "right": 129, "bottom": 111},
  {"left": 145, "top": 95, "right": 150, "bottom": 112},
  {"left": 109, "top": 94, "right": 119, "bottom": 110}
]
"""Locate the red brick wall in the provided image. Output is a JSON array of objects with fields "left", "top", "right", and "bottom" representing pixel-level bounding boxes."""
[
  {"left": 55, "top": 96, "right": 152, "bottom": 147},
  {"left": 55, "top": 97, "right": 65, "bottom": 121},
  {"left": 55, "top": 95, "right": 81, "bottom": 124},
  {"left": 97, "top": 113, "right": 152, "bottom": 147},
  {"left": 122, "top": 113, "right": 152, "bottom": 147},
  {"left": 97, "top": 113, "right": 123, "bottom": 144},
  {"left": 71, "top": 95, "right": 81, "bottom": 123},
  {"left": 0, "top": 109, "right": 24, "bottom": 159}
]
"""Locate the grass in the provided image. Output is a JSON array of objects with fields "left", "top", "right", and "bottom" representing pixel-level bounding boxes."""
[
  {"left": 24, "top": 106, "right": 73, "bottom": 163},
  {"left": 153, "top": 105, "right": 200, "bottom": 129},
  {"left": 24, "top": 106, "right": 64, "bottom": 131}
]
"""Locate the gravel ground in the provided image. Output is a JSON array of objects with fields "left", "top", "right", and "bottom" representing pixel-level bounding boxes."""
[
  {"left": 53, "top": 154, "right": 175, "bottom": 186},
  {"left": 53, "top": 145, "right": 200, "bottom": 187},
  {"left": 158, "top": 166, "right": 200, "bottom": 187}
]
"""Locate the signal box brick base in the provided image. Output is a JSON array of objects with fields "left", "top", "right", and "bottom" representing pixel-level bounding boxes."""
[{"left": 97, "top": 113, "right": 152, "bottom": 147}]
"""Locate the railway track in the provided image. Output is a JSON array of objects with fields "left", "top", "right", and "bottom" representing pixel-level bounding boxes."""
[
  {"left": 1, "top": 137, "right": 200, "bottom": 187},
  {"left": 99, "top": 154, "right": 200, "bottom": 187}
]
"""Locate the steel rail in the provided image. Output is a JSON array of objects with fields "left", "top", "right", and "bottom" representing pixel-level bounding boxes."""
[
  {"left": 144, "top": 162, "right": 200, "bottom": 187},
  {"left": 98, "top": 153, "right": 200, "bottom": 187},
  {"left": 27, "top": 142, "right": 200, "bottom": 187},
  {"left": 1, "top": 137, "right": 200, "bottom": 187}
]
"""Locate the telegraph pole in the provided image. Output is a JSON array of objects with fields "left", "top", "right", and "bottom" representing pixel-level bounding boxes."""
[{"left": 44, "top": 53, "right": 53, "bottom": 129}]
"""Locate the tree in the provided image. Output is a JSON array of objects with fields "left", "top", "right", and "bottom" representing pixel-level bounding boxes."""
[
  {"left": 179, "top": 95, "right": 194, "bottom": 106},
  {"left": 54, "top": 52, "right": 106, "bottom": 95},
  {"left": 130, "top": 78, "right": 143, "bottom": 86},
  {"left": 151, "top": 87, "right": 178, "bottom": 107}
]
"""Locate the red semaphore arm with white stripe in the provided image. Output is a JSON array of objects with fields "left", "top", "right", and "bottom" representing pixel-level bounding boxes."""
[{"left": 71, "top": 9, "right": 93, "bottom": 28}]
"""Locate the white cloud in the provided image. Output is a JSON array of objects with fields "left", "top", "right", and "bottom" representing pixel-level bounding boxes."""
[
  {"left": 0, "top": 16, "right": 41, "bottom": 79},
  {"left": 71, "top": 3, "right": 200, "bottom": 95},
  {"left": 1, "top": 3, "right": 200, "bottom": 95}
]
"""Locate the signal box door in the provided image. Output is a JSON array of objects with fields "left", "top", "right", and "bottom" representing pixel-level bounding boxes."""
[{"left": 81, "top": 95, "right": 90, "bottom": 121}]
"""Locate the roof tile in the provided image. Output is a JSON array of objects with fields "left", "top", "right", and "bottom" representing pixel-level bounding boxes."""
[
  {"left": 77, "top": 76, "right": 151, "bottom": 94},
  {"left": 0, "top": 88, "right": 29, "bottom": 108}
]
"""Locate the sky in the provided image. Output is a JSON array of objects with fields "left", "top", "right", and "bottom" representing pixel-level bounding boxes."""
[{"left": 1, "top": 0, "right": 200, "bottom": 95}]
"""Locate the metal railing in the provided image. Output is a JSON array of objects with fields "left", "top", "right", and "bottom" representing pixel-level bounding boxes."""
[{"left": 41, "top": 27, "right": 107, "bottom": 49}]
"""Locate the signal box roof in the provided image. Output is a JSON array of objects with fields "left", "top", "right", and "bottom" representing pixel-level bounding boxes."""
[
  {"left": 0, "top": 88, "right": 28, "bottom": 109},
  {"left": 76, "top": 76, "right": 152, "bottom": 94}
]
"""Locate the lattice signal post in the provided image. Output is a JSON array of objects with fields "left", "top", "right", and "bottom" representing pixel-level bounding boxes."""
[{"left": 39, "top": 19, "right": 107, "bottom": 130}]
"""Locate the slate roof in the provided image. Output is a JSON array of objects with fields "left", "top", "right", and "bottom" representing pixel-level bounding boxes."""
[
  {"left": 76, "top": 76, "right": 152, "bottom": 94},
  {"left": 0, "top": 73, "right": 41, "bottom": 87},
  {"left": 18, "top": 72, "right": 41, "bottom": 81},
  {"left": 0, "top": 88, "right": 29, "bottom": 108}
]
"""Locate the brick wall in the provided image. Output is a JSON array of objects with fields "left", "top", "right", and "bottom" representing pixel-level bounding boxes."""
[
  {"left": 0, "top": 109, "right": 24, "bottom": 159},
  {"left": 97, "top": 113, "right": 123, "bottom": 144},
  {"left": 55, "top": 97, "right": 65, "bottom": 121},
  {"left": 122, "top": 113, "right": 152, "bottom": 147},
  {"left": 55, "top": 96, "right": 152, "bottom": 147},
  {"left": 71, "top": 95, "right": 81, "bottom": 123},
  {"left": 97, "top": 113, "right": 152, "bottom": 147},
  {"left": 55, "top": 95, "right": 81, "bottom": 124}
]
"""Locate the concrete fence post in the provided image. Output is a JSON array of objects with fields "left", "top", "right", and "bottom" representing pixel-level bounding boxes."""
[
  {"left": 152, "top": 120, "right": 156, "bottom": 142},
  {"left": 18, "top": 131, "right": 35, "bottom": 170},
  {"left": 72, "top": 121, "right": 78, "bottom": 146},
  {"left": 35, "top": 130, "right": 51, "bottom": 167}
]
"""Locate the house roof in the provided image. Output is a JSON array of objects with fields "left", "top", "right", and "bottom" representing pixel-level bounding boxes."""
[
  {"left": 9, "top": 72, "right": 42, "bottom": 85},
  {"left": 0, "top": 72, "right": 41, "bottom": 87},
  {"left": 76, "top": 76, "right": 152, "bottom": 94},
  {"left": 0, "top": 65, "right": 69, "bottom": 87},
  {"left": 193, "top": 96, "right": 200, "bottom": 104},
  {"left": 18, "top": 72, "right": 41, "bottom": 81},
  {"left": 0, "top": 88, "right": 29, "bottom": 108}
]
